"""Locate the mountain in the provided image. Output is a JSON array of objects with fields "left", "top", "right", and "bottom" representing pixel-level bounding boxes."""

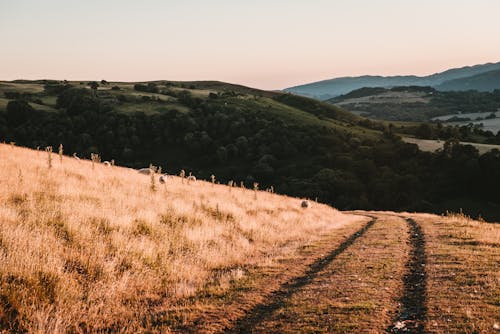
[
  {"left": 284, "top": 62, "right": 500, "bottom": 100},
  {"left": 1, "top": 80, "right": 500, "bottom": 220},
  {"left": 435, "top": 68, "right": 500, "bottom": 92}
]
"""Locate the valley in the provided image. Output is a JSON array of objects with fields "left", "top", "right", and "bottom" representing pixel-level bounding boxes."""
[
  {"left": 2, "top": 1, "right": 499, "bottom": 333},
  {"left": 2, "top": 80, "right": 500, "bottom": 220}
]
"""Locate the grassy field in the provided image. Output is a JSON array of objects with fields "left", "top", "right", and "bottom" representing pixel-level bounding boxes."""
[
  {"left": 403, "top": 137, "right": 500, "bottom": 155},
  {"left": 335, "top": 90, "right": 431, "bottom": 106},
  {"left": 0, "top": 144, "right": 498, "bottom": 333},
  {"left": 0, "top": 143, "right": 362, "bottom": 333}
]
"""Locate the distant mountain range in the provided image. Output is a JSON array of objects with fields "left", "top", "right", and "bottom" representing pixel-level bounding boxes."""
[{"left": 284, "top": 62, "right": 500, "bottom": 100}]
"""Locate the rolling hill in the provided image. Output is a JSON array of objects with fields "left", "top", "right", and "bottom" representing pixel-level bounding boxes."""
[
  {"left": 285, "top": 62, "right": 500, "bottom": 100},
  {"left": 328, "top": 86, "right": 500, "bottom": 124},
  {"left": 1, "top": 80, "right": 500, "bottom": 220},
  {"left": 435, "top": 68, "right": 500, "bottom": 92},
  {"left": 0, "top": 143, "right": 498, "bottom": 333}
]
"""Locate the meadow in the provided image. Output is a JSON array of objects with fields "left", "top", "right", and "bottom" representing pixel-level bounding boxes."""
[
  {"left": 0, "top": 143, "right": 362, "bottom": 332},
  {"left": 402, "top": 137, "right": 500, "bottom": 155},
  {"left": 0, "top": 144, "right": 498, "bottom": 333}
]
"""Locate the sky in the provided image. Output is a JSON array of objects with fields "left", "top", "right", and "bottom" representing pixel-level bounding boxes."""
[{"left": 1, "top": 0, "right": 499, "bottom": 90}]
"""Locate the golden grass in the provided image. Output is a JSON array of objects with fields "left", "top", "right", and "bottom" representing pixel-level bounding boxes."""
[{"left": 0, "top": 143, "right": 362, "bottom": 333}]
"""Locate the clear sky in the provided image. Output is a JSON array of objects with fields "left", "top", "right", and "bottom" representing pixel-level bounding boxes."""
[{"left": 1, "top": 0, "right": 499, "bottom": 90}]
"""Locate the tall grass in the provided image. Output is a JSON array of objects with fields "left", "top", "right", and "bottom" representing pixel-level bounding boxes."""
[{"left": 0, "top": 143, "right": 359, "bottom": 332}]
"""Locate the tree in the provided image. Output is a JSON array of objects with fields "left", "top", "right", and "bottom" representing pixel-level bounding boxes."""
[
  {"left": 56, "top": 88, "right": 100, "bottom": 115},
  {"left": 6, "top": 100, "right": 34, "bottom": 127},
  {"left": 88, "top": 82, "right": 99, "bottom": 96},
  {"left": 88, "top": 81, "right": 99, "bottom": 90},
  {"left": 216, "top": 146, "right": 228, "bottom": 163}
]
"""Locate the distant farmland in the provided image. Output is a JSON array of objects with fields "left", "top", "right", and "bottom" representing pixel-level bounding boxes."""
[{"left": 403, "top": 137, "right": 500, "bottom": 155}]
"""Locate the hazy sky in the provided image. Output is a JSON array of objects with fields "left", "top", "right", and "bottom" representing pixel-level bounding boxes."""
[{"left": 1, "top": 0, "right": 499, "bottom": 89}]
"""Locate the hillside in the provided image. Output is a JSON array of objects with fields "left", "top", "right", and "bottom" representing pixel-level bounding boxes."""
[
  {"left": 435, "top": 69, "right": 500, "bottom": 92},
  {"left": 0, "top": 143, "right": 363, "bottom": 332},
  {"left": 1, "top": 144, "right": 498, "bottom": 333},
  {"left": 284, "top": 62, "right": 500, "bottom": 100},
  {"left": 2, "top": 80, "right": 500, "bottom": 220},
  {"left": 329, "top": 86, "right": 500, "bottom": 125}
]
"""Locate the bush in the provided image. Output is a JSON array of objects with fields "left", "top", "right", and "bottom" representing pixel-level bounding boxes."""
[{"left": 134, "top": 83, "right": 158, "bottom": 93}]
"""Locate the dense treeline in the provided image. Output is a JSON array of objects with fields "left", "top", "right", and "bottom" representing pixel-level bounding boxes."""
[
  {"left": 395, "top": 121, "right": 500, "bottom": 144},
  {"left": 1, "top": 85, "right": 500, "bottom": 220}
]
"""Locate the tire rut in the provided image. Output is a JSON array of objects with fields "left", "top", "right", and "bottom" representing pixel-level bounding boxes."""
[
  {"left": 225, "top": 217, "right": 377, "bottom": 334},
  {"left": 388, "top": 217, "right": 427, "bottom": 334}
]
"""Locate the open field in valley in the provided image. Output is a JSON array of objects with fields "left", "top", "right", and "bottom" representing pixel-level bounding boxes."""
[{"left": 403, "top": 137, "right": 500, "bottom": 155}]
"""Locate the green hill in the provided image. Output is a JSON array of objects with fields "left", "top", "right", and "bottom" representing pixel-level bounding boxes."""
[
  {"left": 1, "top": 80, "right": 500, "bottom": 220},
  {"left": 329, "top": 86, "right": 500, "bottom": 124}
]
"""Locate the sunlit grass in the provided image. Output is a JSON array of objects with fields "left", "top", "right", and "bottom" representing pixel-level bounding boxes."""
[{"left": 0, "top": 143, "right": 360, "bottom": 332}]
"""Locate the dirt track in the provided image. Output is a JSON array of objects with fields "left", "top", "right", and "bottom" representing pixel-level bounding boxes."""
[
  {"left": 220, "top": 212, "right": 424, "bottom": 333},
  {"left": 227, "top": 218, "right": 378, "bottom": 333},
  {"left": 151, "top": 211, "right": 500, "bottom": 333},
  {"left": 388, "top": 218, "right": 427, "bottom": 334}
]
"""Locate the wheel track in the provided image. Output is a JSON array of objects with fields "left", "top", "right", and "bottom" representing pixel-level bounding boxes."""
[
  {"left": 388, "top": 217, "right": 427, "bottom": 334},
  {"left": 225, "top": 217, "right": 377, "bottom": 334}
]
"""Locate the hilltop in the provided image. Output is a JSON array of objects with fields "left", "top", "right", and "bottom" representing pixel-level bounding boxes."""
[
  {"left": 1, "top": 79, "right": 500, "bottom": 220},
  {"left": 285, "top": 62, "right": 500, "bottom": 100},
  {"left": 0, "top": 144, "right": 498, "bottom": 333}
]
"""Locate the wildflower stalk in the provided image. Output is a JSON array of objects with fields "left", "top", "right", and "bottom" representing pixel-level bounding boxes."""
[
  {"left": 253, "top": 182, "right": 259, "bottom": 199},
  {"left": 58, "top": 144, "right": 63, "bottom": 163},
  {"left": 91, "top": 153, "right": 100, "bottom": 169},
  {"left": 45, "top": 146, "right": 53, "bottom": 169},
  {"left": 150, "top": 164, "right": 157, "bottom": 192}
]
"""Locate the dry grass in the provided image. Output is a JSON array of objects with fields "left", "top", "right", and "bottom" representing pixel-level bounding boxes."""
[
  {"left": 335, "top": 91, "right": 430, "bottom": 106},
  {"left": 408, "top": 212, "right": 500, "bottom": 333},
  {"left": 0, "top": 144, "right": 362, "bottom": 333}
]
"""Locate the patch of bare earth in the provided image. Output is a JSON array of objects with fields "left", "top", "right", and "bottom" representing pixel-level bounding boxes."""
[{"left": 388, "top": 218, "right": 427, "bottom": 334}]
